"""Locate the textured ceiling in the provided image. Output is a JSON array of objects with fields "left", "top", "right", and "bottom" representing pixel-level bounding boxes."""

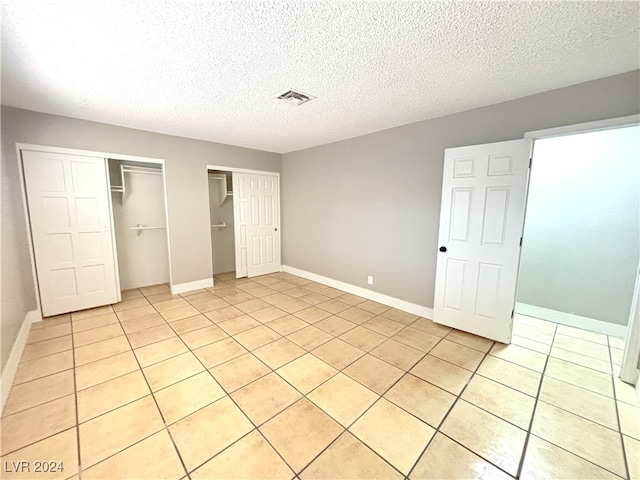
[{"left": 2, "top": 1, "right": 639, "bottom": 154}]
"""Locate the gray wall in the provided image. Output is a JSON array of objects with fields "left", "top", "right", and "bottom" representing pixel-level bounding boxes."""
[
  {"left": 282, "top": 71, "right": 640, "bottom": 308},
  {"left": 1, "top": 107, "right": 280, "bottom": 372},
  {"left": 517, "top": 126, "right": 640, "bottom": 326}
]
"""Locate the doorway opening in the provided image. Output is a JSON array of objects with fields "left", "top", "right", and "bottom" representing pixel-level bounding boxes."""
[
  {"left": 515, "top": 125, "right": 639, "bottom": 344},
  {"left": 208, "top": 169, "right": 236, "bottom": 281},
  {"left": 108, "top": 158, "right": 171, "bottom": 291}
]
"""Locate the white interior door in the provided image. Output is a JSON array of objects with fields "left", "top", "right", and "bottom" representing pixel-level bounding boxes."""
[
  {"left": 22, "top": 150, "right": 119, "bottom": 316},
  {"left": 245, "top": 173, "right": 280, "bottom": 277},
  {"left": 433, "top": 139, "right": 532, "bottom": 343}
]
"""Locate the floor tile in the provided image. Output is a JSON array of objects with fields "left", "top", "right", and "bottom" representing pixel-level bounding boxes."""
[
  {"left": 21, "top": 335, "right": 72, "bottom": 361},
  {"left": 112, "top": 297, "right": 151, "bottom": 312},
  {"left": 462, "top": 375, "right": 535, "bottom": 429},
  {"left": 3, "top": 370, "right": 75, "bottom": 416},
  {"left": 161, "top": 305, "right": 201, "bottom": 322},
  {"left": 357, "top": 300, "right": 391, "bottom": 315},
  {"left": 277, "top": 298, "right": 310, "bottom": 314},
  {"left": 231, "top": 372, "right": 302, "bottom": 426},
  {"left": 410, "top": 432, "right": 511, "bottom": 480},
  {"left": 204, "top": 305, "right": 244, "bottom": 323},
  {"left": 236, "top": 298, "right": 270, "bottom": 314},
  {"left": 311, "top": 338, "right": 366, "bottom": 370},
  {"left": 134, "top": 336, "right": 188, "bottom": 368},
  {"left": 75, "top": 335, "right": 131, "bottom": 366},
  {"left": 154, "top": 297, "right": 190, "bottom": 312},
  {"left": 550, "top": 345, "right": 611, "bottom": 374},
  {"left": 315, "top": 316, "right": 357, "bottom": 336},
  {"left": 343, "top": 354, "right": 403, "bottom": 394},
  {"left": 301, "top": 431, "right": 402, "bottom": 480},
  {"left": 490, "top": 343, "right": 547, "bottom": 372},
  {"left": 218, "top": 315, "right": 262, "bottom": 335},
  {"left": 253, "top": 337, "right": 306, "bottom": 369},
  {"left": 409, "top": 318, "right": 452, "bottom": 337},
  {"left": 82, "top": 430, "right": 186, "bottom": 480},
  {"left": 514, "top": 315, "right": 557, "bottom": 333},
  {"left": 293, "top": 306, "right": 332, "bottom": 323},
  {"left": 410, "top": 355, "right": 472, "bottom": 395},
  {"left": 140, "top": 284, "right": 170, "bottom": 296},
  {"left": 298, "top": 292, "right": 331, "bottom": 306},
  {"left": 392, "top": 327, "right": 440, "bottom": 352},
  {"left": 350, "top": 398, "right": 434, "bottom": 475},
  {"left": 0, "top": 427, "right": 78, "bottom": 480},
  {"left": 71, "top": 305, "right": 114, "bottom": 321},
  {"left": 445, "top": 329, "right": 494, "bottom": 353},
  {"left": 554, "top": 334, "right": 611, "bottom": 361},
  {"left": 120, "top": 313, "right": 166, "bottom": 334},
  {"left": 545, "top": 356, "right": 613, "bottom": 397},
  {"left": 210, "top": 353, "right": 271, "bottom": 393},
  {"left": 337, "top": 307, "right": 376, "bottom": 324},
  {"left": 384, "top": 374, "right": 455, "bottom": 428},
  {"left": 317, "top": 299, "right": 352, "bottom": 315},
  {"left": 287, "top": 325, "right": 333, "bottom": 350},
  {"left": 266, "top": 315, "right": 309, "bottom": 336},
  {"left": 370, "top": 339, "right": 424, "bottom": 370},
  {"left": 380, "top": 308, "right": 419, "bottom": 325},
  {"left": 531, "top": 401, "right": 626, "bottom": 477},
  {"left": 511, "top": 335, "right": 552, "bottom": 355},
  {"left": 618, "top": 401, "right": 640, "bottom": 440},
  {"left": 430, "top": 339, "right": 485, "bottom": 371},
  {"left": 441, "top": 400, "right": 526, "bottom": 476},
  {"left": 143, "top": 351, "right": 205, "bottom": 391},
  {"left": 224, "top": 292, "right": 257, "bottom": 305},
  {"left": 277, "top": 353, "right": 338, "bottom": 394},
  {"left": 73, "top": 323, "right": 124, "bottom": 348},
  {"left": 145, "top": 292, "right": 180, "bottom": 304},
  {"left": 520, "top": 434, "right": 619, "bottom": 480},
  {"left": 127, "top": 324, "right": 176, "bottom": 348},
  {"left": 170, "top": 396, "right": 254, "bottom": 472},
  {"left": 249, "top": 305, "right": 288, "bottom": 323},
  {"left": 180, "top": 324, "right": 228, "bottom": 349},
  {"left": 76, "top": 350, "right": 139, "bottom": 390},
  {"left": 512, "top": 322, "right": 555, "bottom": 345},
  {"left": 155, "top": 371, "right": 225, "bottom": 424},
  {"left": 191, "top": 298, "right": 230, "bottom": 313},
  {"left": 79, "top": 395, "right": 164, "bottom": 468},
  {"left": 609, "top": 336, "right": 626, "bottom": 349},
  {"left": 624, "top": 435, "right": 640, "bottom": 480},
  {"left": 557, "top": 324, "right": 608, "bottom": 345},
  {"left": 614, "top": 376, "right": 640, "bottom": 406},
  {"left": 116, "top": 304, "right": 157, "bottom": 322},
  {"left": 34, "top": 313, "right": 70, "bottom": 329},
  {"left": 260, "top": 398, "right": 343, "bottom": 473},
  {"left": 193, "top": 337, "right": 247, "bottom": 368},
  {"left": 340, "top": 326, "right": 387, "bottom": 351},
  {"left": 308, "top": 373, "right": 379, "bottom": 427},
  {"left": 13, "top": 350, "right": 73, "bottom": 385},
  {"left": 1, "top": 395, "right": 76, "bottom": 456},
  {"left": 362, "top": 317, "right": 405, "bottom": 337},
  {"left": 191, "top": 430, "right": 293, "bottom": 480},
  {"left": 611, "top": 347, "right": 623, "bottom": 366},
  {"left": 476, "top": 355, "right": 541, "bottom": 397},
  {"left": 539, "top": 376, "right": 618, "bottom": 429},
  {"left": 234, "top": 325, "right": 282, "bottom": 350},
  {"left": 336, "top": 293, "right": 367, "bottom": 306},
  {"left": 77, "top": 370, "right": 150, "bottom": 423},
  {"left": 71, "top": 312, "right": 119, "bottom": 333},
  {"left": 168, "top": 314, "right": 213, "bottom": 335}
]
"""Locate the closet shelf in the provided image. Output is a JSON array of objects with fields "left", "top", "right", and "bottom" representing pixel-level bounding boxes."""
[
  {"left": 111, "top": 186, "right": 124, "bottom": 193},
  {"left": 211, "top": 223, "right": 227, "bottom": 228},
  {"left": 130, "top": 224, "right": 166, "bottom": 236}
]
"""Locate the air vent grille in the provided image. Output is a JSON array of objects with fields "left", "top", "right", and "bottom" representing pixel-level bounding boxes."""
[{"left": 276, "top": 89, "right": 315, "bottom": 106}]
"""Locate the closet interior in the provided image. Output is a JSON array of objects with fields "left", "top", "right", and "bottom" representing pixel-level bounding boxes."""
[
  {"left": 109, "top": 159, "right": 171, "bottom": 290},
  {"left": 208, "top": 170, "right": 236, "bottom": 276}
]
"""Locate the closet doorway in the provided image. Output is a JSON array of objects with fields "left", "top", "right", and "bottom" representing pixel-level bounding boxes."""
[
  {"left": 207, "top": 166, "right": 281, "bottom": 282},
  {"left": 109, "top": 159, "right": 171, "bottom": 290}
]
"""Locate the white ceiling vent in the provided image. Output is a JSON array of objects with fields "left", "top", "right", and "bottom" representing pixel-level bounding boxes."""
[{"left": 276, "top": 89, "right": 315, "bottom": 106}]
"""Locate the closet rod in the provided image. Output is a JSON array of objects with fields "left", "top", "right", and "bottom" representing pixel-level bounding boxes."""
[{"left": 122, "top": 166, "right": 162, "bottom": 175}]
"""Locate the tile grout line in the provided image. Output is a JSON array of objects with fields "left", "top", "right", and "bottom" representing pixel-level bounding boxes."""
[
  {"left": 515, "top": 323, "right": 557, "bottom": 479},
  {"left": 608, "top": 335, "right": 632, "bottom": 480},
  {"left": 112, "top": 303, "right": 193, "bottom": 480}
]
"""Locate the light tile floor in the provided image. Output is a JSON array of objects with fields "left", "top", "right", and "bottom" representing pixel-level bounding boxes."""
[{"left": 2, "top": 271, "right": 639, "bottom": 479}]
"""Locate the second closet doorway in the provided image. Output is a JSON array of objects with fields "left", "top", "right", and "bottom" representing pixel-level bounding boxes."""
[{"left": 207, "top": 167, "right": 281, "bottom": 282}]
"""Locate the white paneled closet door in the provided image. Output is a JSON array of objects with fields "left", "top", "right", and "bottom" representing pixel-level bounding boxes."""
[
  {"left": 245, "top": 173, "right": 280, "bottom": 277},
  {"left": 22, "top": 150, "right": 119, "bottom": 317}
]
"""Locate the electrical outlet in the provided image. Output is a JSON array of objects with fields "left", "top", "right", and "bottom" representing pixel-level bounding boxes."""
[{"left": 367, "top": 275, "right": 374, "bottom": 285}]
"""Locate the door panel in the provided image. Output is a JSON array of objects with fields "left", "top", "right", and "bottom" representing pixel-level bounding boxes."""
[
  {"left": 245, "top": 173, "right": 280, "bottom": 277},
  {"left": 22, "top": 150, "right": 119, "bottom": 316},
  {"left": 433, "top": 139, "right": 532, "bottom": 343},
  {"left": 232, "top": 172, "right": 248, "bottom": 278}
]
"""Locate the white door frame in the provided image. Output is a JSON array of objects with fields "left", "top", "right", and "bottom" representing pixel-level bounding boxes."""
[
  {"left": 206, "top": 165, "right": 281, "bottom": 283},
  {"left": 17, "top": 143, "right": 172, "bottom": 316},
  {"left": 522, "top": 114, "right": 640, "bottom": 384}
]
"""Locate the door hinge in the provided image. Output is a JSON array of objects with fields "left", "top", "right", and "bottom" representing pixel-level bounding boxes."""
[
  {"left": 511, "top": 308, "right": 515, "bottom": 319},
  {"left": 519, "top": 237, "right": 523, "bottom": 246},
  {"left": 529, "top": 157, "right": 532, "bottom": 168}
]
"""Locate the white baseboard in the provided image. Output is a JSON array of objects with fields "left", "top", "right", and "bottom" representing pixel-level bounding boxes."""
[
  {"left": 281, "top": 265, "right": 434, "bottom": 319},
  {"left": 171, "top": 278, "right": 214, "bottom": 295},
  {"left": 1, "top": 309, "right": 41, "bottom": 414},
  {"left": 515, "top": 303, "right": 627, "bottom": 338}
]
